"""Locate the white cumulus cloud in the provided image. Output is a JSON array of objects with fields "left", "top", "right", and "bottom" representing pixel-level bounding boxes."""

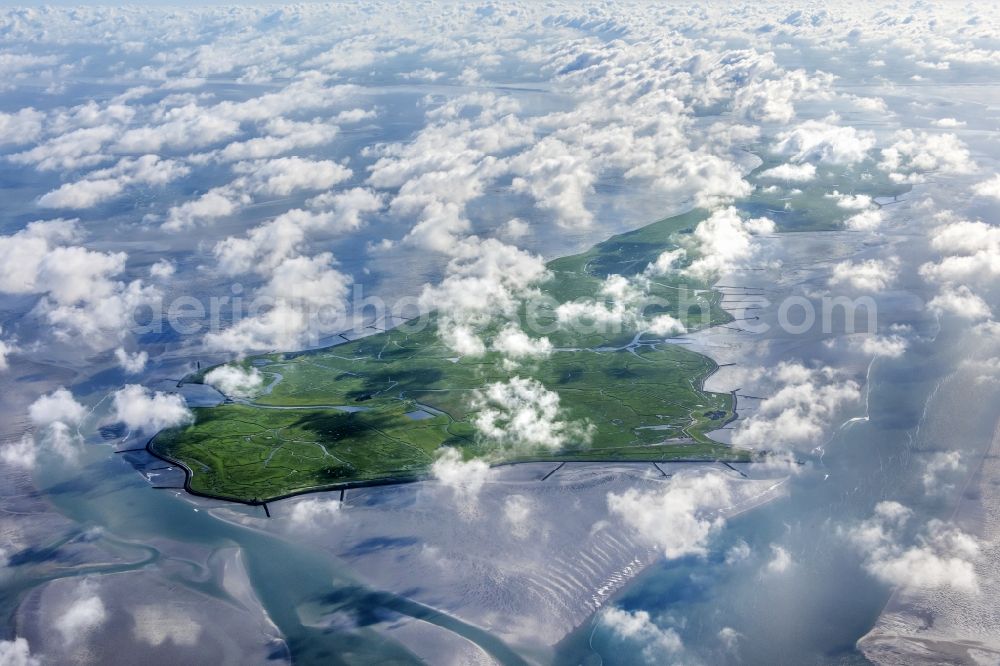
[
  {"left": 843, "top": 501, "right": 980, "bottom": 595},
  {"left": 732, "top": 362, "right": 860, "bottom": 452},
  {"left": 110, "top": 385, "right": 192, "bottom": 432},
  {"left": 683, "top": 207, "right": 775, "bottom": 281},
  {"left": 607, "top": 471, "right": 733, "bottom": 559},
  {"left": 829, "top": 258, "right": 898, "bottom": 292},
  {"left": 55, "top": 579, "right": 107, "bottom": 645},
  {"left": 602, "top": 608, "right": 683, "bottom": 664},
  {"left": 472, "top": 377, "right": 591, "bottom": 453},
  {"left": 758, "top": 162, "right": 817, "bottom": 182},
  {"left": 204, "top": 365, "right": 264, "bottom": 399},
  {"left": 772, "top": 119, "right": 875, "bottom": 165}
]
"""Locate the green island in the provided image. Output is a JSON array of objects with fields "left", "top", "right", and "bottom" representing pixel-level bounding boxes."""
[{"left": 149, "top": 156, "right": 908, "bottom": 503}]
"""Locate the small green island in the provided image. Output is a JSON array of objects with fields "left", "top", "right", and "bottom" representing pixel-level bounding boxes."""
[{"left": 149, "top": 156, "right": 908, "bottom": 503}]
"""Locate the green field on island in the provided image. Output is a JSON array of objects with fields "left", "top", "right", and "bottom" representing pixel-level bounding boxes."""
[{"left": 150, "top": 158, "right": 908, "bottom": 503}]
